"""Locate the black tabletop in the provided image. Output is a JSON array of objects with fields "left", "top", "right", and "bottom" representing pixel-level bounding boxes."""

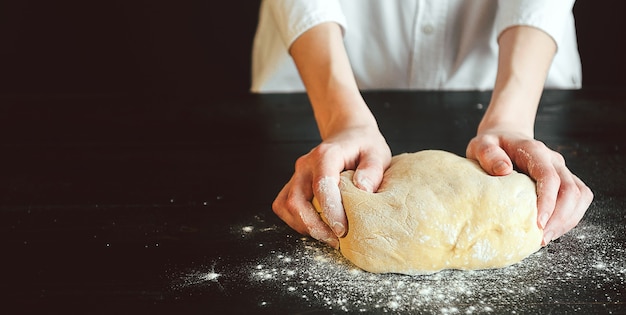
[{"left": 1, "top": 89, "right": 624, "bottom": 314}]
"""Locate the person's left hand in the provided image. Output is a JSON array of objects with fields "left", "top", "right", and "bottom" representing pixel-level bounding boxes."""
[{"left": 466, "top": 129, "right": 593, "bottom": 246}]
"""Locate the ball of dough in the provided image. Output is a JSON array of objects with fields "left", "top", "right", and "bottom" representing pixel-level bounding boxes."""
[{"left": 333, "top": 150, "right": 542, "bottom": 275}]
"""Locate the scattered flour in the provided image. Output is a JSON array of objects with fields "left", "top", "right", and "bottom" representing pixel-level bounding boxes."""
[
  {"left": 249, "top": 237, "right": 514, "bottom": 313},
  {"left": 174, "top": 218, "right": 625, "bottom": 314},
  {"left": 200, "top": 272, "right": 220, "bottom": 281}
]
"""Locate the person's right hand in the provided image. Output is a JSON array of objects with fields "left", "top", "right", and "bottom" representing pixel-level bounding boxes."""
[
  {"left": 272, "top": 123, "right": 391, "bottom": 249},
  {"left": 274, "top": 21, "right": 392, "bottom": 248}
]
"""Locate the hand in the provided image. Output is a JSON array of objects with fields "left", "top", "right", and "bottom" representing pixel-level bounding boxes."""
[
  {"left": 466, "top": 129, "right": 593, "bottom": 246},
  {"left": 272, "top": 124, "right": 391, "bottom": 248}
]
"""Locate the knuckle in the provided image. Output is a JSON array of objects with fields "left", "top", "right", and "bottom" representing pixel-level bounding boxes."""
[
  {"left": 472, "top": 142, "right": 498, "bottom": 162},
  {"left": 283, "top": 196, "right": 301, "bottom": 214},
  {"left": 539, "top": 171, "right": 561, "bottom": 188},
  {"left": 302, "top": 144, "right": 342, "bottom": 169},
  {"left": 294, "top": 155, "right": 309, "bottom": 171},
  {"left": 537, "top": 180, "right": 559, "bottom": 203},
  {"left": 312, "top": 142, "right": 337, "bottom": 157},
  {"left": 552, "top": 151, "right": 566, "bottom": 166},
  {"left": 272, "top": 191, "right": 302, "bottom": 217},
  {"left": 583, "top": 186, "right": 594, "bottom": 202},
  {"left": 560, "top": 182, "right": 582, "bottom": 200},
  {"left": 466, "top": 136, "right": 480, "bottom": 150},
  {"left": 272, "top": 196, "right": 287, "bottom": 216},
  {"left": 519, "top": 139, "right": 547, "bottom": 156},
  {"left": 477, "top": 145, "right": 494, "bottom": 159},
  {"left": 526, "top": 139, "right": 546, "bottom": 149}
]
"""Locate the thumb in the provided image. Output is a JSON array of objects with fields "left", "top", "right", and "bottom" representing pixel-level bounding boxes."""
[
  {"left": 467, "top": 137, "right": 513, "bottom": 176},
  {"left": 353, "top": 155, "right": 387, "bottom": 193}
]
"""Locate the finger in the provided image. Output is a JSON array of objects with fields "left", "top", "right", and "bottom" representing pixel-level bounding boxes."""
[
  {"left": 532, "top": 171, "right": 560, "bottom": 231},
  {"left": 541, "top": 169, "right": 579, "bottom": 245},
  {"left": 273, "top": 177, "right": 339, "bottom": 248},
  {"left": 272, "top": 177, "right": 311, "bottom": 235},
  {"left": 310, "top": 146, "right": 349, "bottom": 238},
  {"left": 512, "top": 146, "right": 560, "bottom": 230},
  {"left": 353, "top": 153, "right": 389, "bottom": 193},
  {"left": 573, "top": 174, "right": 594, "bottom": 215},
  {"left": 571, "top": 174, "right": 594, "bottom": 226},
  {"left": 467, "top": 136, "right": 513, "bottom": 176},
  {"left": 298, "top": 201, "right": 340, "bottom": 249},
  {"left": 542, "top": 173, "right": 593, "bottom": 245},
  {"left": 314, "top": 175, "right": 347, "bottom": 237}
]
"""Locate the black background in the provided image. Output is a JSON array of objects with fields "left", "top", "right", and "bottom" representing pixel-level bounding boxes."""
[
  {"left": 1, "top": 2, "right": 625, "bottom": 313},
  {"left": 0, "top": 1, "right": 624, "bottom": 99}
]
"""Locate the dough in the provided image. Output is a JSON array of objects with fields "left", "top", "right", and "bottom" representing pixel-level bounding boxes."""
[{"left": 324, "top": 150, "right": 543, "bottom": 275}]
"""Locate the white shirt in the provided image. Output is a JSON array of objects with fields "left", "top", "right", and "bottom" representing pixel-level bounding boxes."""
[{"left": 251, "top": 0, "right": 582, "bottom": 93}]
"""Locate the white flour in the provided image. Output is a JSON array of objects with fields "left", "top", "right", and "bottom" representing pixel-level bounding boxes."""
[
  {"left": 175, "top": 218, "right": 625, "bottom": 314},
  {"left": 248, "top": 237, "right": 542, "bottom": 313}
]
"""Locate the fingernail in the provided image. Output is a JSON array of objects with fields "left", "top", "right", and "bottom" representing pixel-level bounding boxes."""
[
  {"left": 327, "top": 238, "right": 340, "bottom": 249},
  {"left": 539, "top": 213, "right": 549, "bottom": 229},
  {"left": 543, "top": 230, "right": 554, "bottom": 246},
  {"left": 493, "top": 160, "right": 508, "bottom": 174},
  {"left": 331, "top": 221, "right": 346, "bottom": 238},
  {"left": 309, "top": 229, "right": 339, "bottom": 249},
  {"left": 319, "top": 236, "right": 339, "bottom": 249},
  {"left": 355, "top": 173, "right": 374, "bottom": 192}
]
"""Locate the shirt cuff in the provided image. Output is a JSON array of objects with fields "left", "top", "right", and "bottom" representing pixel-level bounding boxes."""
[
  {"left": 268, "top": 0, "right": 347, "bottom": 48},
  {"left": 495, "top": 0, "right": 576, "bottom": 50}
]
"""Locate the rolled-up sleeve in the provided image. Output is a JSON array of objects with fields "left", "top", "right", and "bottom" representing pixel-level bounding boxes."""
[
  {"left": 267, "top": 0, "right": 347, "bottom": 48},
  {"left": 495, "top": 0, "right": 576, "bottom": 50}
]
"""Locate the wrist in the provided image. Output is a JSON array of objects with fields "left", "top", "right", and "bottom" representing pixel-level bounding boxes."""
[
  {"left": 477, "top": 115, "right": 534, "bottom": 139},
  {"left": 315, "top": 96, "right": 379, "bottom": 140},
  {"left": 478, "top": 103, "right": 535, "bottom": 137}
]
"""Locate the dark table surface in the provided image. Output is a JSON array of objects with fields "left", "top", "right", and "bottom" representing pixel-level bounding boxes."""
[{"left": 1, "top": 89, "right": 624, "bottom": 314}]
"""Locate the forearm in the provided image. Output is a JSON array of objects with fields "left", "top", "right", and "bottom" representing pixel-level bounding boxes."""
[
  {"left": 289, "top": 22, "right": 376, "bottom": 139},
  {"left": 479, "top": 26, "right": 557, "bottom": 137}
]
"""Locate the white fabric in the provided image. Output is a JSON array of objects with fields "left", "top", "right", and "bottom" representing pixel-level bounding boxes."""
[{"left": 251, "top": 0, "right": 582, "bottom": 93}]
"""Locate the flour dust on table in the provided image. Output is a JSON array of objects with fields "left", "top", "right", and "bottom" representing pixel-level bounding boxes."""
[{"left": 171, "top": 216, "right": 625, "bottom": 314}]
